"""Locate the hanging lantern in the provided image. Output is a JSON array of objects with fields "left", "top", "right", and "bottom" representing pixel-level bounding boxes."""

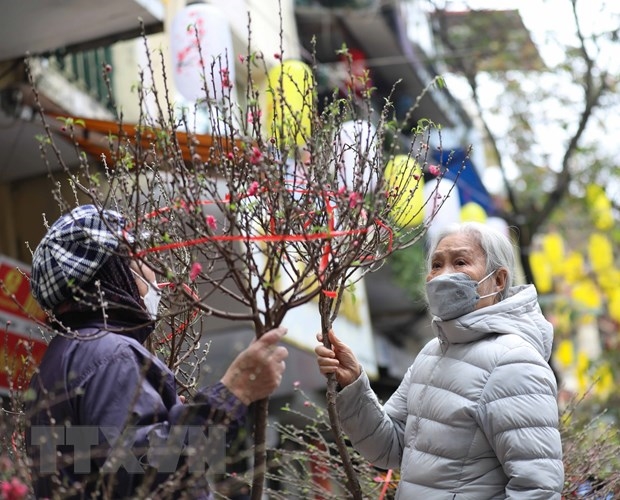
[
  {"left": 588, "top": 232, "right": 613, "bottom": 273},
  {"left": 486, "top": 216, "right": 510, "bottom": 237},
  {"left": 591, "top": 194, "right": 614, "bottom": 231},
  {"left": 562, "top": 251, "right": 585, "bottom": 285},
  {"left": 587, "top": 184, "right": 614, "bottom": 231},
  {"left": 554, "top": 338, "right": 575, "bottom": 369},
  {"left": 460, "top": 202, "right": 487, "bottom": 223},
  {"left": 529, "top": 251, "right": 553, "bottom": 294},
  {"left": 424, "top": 178, "right": 460, "bottom": 240},
  {"left": 335, "top": 119, "right": 378, "bottom": 190},
  {"left": 586, "top": 184, "right": 603, "bottom": 205},
  {"left": 571, "top": 279, "right": 602, "bottom": 311},
  {"left": 384, "top": 155, "right": 424, "bottom": 228},
  {"left": 265, "top": 60, "right": 313, "bottom": 147},
  {"left": 339, "top": 47, "right": 372, "bottom": 96},
  {"left": 170, "top": 3, "right": 235, "bottom": 103},
  {"left": 597, "top": 267, "right": 620, "bottom": 295},
  {"left": 542, "top": 232, "right": 564, "bottom": 275}
]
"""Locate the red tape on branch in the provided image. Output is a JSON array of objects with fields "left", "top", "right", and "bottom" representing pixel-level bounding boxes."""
[
  {"left": 128, "top": 188, "right": 393, "bottom": 261},
  {"left": 126, "top": 189, "right": 395, "bottom": 338}
]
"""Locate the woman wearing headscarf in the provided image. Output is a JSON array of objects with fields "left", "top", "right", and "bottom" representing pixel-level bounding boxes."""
[{"left": 26, "top": 204, "right": 288, "bottom": 499}]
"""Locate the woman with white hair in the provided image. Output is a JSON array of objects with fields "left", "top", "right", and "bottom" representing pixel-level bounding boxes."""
[{"left": 316, "top": 222, "right": 564, "bottom": 499}]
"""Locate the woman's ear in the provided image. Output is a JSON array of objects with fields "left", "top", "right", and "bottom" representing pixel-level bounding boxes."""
[{"left": 495, "top": 268, "right": 508, "bottom": 293}]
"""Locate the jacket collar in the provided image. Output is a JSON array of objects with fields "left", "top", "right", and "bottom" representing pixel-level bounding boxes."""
[{"left": 430, "top": 284, "right": 553, "bottom": 360}]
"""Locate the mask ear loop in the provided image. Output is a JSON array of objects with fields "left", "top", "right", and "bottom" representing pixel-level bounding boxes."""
[
  {"left": 476, "top": 269, "right": 497, "bottom": 286},
  {"left": 477, "top": 269, "right": 500, "bottom": 300},
  {"left": 155, "top": 282, "right": 200, "bottom": 345},
  {"left": 131, "top": 268, "right": 161, "bottom": 294}
]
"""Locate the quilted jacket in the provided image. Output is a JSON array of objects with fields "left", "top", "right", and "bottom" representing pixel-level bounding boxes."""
[{"left": 337, "top": 284, "right": 564, "bottom": 499}]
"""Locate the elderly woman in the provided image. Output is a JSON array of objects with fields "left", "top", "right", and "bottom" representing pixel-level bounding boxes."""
[{"left": 315, "top": 222, "right": 564, "bottom": 499}]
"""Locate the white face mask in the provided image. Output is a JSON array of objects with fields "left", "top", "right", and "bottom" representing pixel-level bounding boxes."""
[{"left": 132, "top": 270, "right": 162, "bottom": 320}]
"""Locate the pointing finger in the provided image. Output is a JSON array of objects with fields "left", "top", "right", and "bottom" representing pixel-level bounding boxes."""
[{"left": 257, "top": 327, "right": 288, "bottom": 346}]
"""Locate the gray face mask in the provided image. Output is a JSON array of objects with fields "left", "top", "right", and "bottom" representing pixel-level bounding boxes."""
[{"left": 426, "top": 270, "right": 498, "bottom": 321}]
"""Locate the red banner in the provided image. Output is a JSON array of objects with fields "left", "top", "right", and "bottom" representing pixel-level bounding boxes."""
[
  {"left": 0, "top": 258, "right": 46, "bottom": 323},
  {"left": 0, "top": 329, "right": 47, "bottom": 392},
  {"left": 0, "top": 256, "right": 48, "bottom": 393}
]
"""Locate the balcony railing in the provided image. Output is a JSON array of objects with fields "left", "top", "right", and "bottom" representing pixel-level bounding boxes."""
[{"left": 50, "top": 47, "right": 114, "bottom": 112}]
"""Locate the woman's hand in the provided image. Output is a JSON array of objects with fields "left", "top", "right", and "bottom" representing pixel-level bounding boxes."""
[
  {"left": 314, "top": 330, "right": 361, "bottom": 388},
  {"left": 221, "top": 327, "right": 289, "bottom": 405}
]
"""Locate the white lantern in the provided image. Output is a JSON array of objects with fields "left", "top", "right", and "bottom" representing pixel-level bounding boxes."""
[
  {"left": 423, "top": 178, "right": 461, "bottom": 240},
  {"left": 170, "top": 3, "right": 235, "bottom": 104},
  {"left": 335, "top": 120, "right": 378, "bottom": 191},
  {"left": 486, "top": 216, "right": 510, "bottom": 238}
]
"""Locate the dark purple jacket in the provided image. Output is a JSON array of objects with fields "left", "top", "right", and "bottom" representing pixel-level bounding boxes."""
[{"left": 26, "top": 319, "right": 246, "bottom": 499}]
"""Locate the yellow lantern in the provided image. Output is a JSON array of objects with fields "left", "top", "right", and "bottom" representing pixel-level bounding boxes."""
[
  {"left": 588, "top": 233, "right": 613, "bottom": 273},
  {"left": 554, "top": 338, "right": 575, "bottom": 369},
  {"left": 592, "top": 194, "right": 614, "bottom": 231},
  {"left": 384, "top": 155, "right": 425, "bottom": 227},
  {"left": 460, "top": 202, "right": 487, "bottom": 223},
  {"left": 586, "top": 184, "right": 603, "bottom": 204},
  {"left": 586, "top": 185, "right": 614, "bottom": 231},
  {"left": 562, "top": 251, "right": 585, "bottom": 284},
  {"left": 529, "top": 251, "right": 553, "bottom": 294},
  {"left": 597, "top": 267, "right": 620, "bottom": 294},
  {"left": 265, "top": 60, "right": 313, "bottom": 147},
  {"left": 542, "top": 232, "right": 564, "bottom": 275},
  {"left": 571, "top": 279, "right": 601, "bottom": 311}
]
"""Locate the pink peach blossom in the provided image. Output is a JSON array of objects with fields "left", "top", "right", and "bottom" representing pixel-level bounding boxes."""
[
  {"left": 247, "top": 181, "right": 260, "bottom": 196},
  {"left": 189, "top": 262, "right": 202, "bottom": 281},
  {"left": 0, "top": 477, "right": 29, "bottom": 500},
  {"left": 205, "top": 215, "right": 217, "bottom": 231},
  {"left": 348, "top": 191, "right": 363, "bottom": 208},
  {"left": 428, "top": 164, "right": 440, "bottom": 176},
  {"left": 249, "top": 147, "right": 263, "bottom": 165}
]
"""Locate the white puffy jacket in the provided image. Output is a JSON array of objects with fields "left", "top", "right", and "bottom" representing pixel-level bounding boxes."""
[{"left": 337, "top": 284, "right": 564, "bottom": 499}]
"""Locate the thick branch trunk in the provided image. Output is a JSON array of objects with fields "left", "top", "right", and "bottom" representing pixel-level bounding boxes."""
[
  {"left": 250, "top": 397, "right": 269, "bottom": 500},
  {"left": 320, "top": 296, "right": 363, "bottom": 500}
]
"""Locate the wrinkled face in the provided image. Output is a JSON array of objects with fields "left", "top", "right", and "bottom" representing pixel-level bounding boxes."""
[{"left": 427, "top": 233, "right": 499, "bottom": 310}]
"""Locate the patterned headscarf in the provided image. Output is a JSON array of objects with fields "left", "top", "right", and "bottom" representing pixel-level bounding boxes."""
[
  {"left": 31, "top": 205, "right": 129, "bottom": 310},
  {"left": 31, "top": 205, "right": 152, "bottom": 341}
]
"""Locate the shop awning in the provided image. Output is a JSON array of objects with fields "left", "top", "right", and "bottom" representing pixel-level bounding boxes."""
[
  {"left": 0, "top": 0, "right": 164, "bottom": 63},
  {"left": 51, "top": 116, "right": 242, "bottom": 166}
]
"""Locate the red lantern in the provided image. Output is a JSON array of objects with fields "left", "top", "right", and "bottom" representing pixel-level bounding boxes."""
[{"left": 339, "top": 47, "right": 372, "bottom": 95}]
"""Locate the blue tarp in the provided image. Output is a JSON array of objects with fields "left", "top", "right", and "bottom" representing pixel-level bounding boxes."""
[{"left": 432, "top": 148, "right": 497, "bottom": 216}]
